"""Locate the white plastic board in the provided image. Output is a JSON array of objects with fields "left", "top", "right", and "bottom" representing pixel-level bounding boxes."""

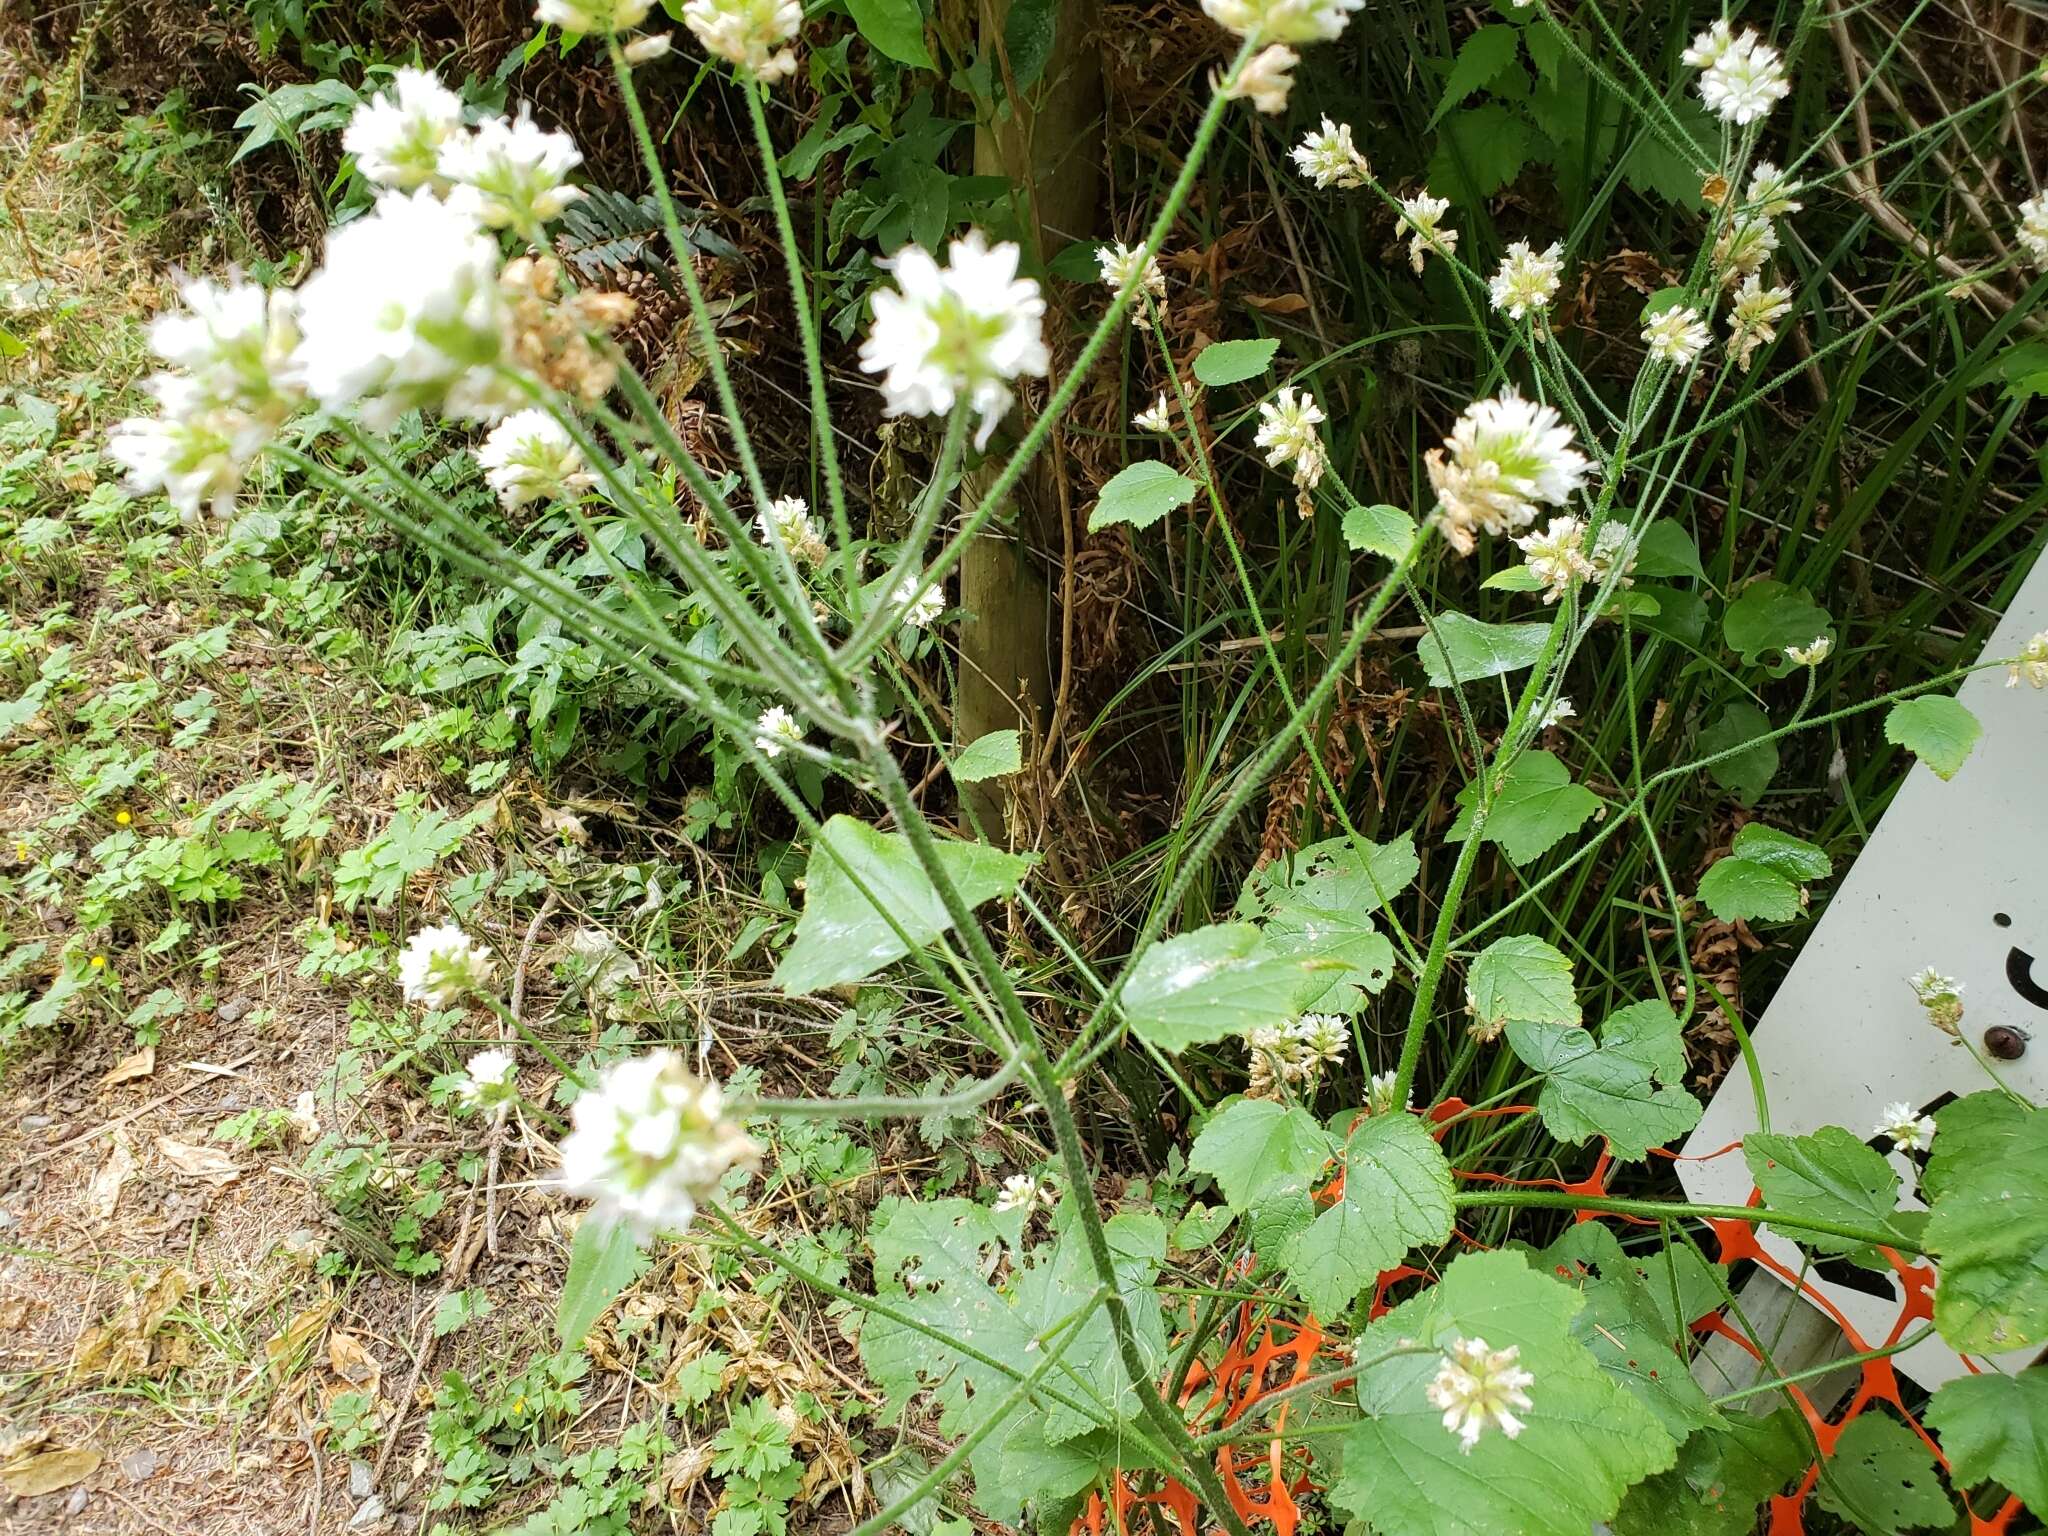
[{"left": 1678, "top": 553, "right": 2048, "bottom": 1388}]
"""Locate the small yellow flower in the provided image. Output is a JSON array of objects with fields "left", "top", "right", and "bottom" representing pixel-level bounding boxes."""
[
  {"left": 89, "top": 954, "right": 107, "bottom": 970},
  {"left": 115, "top": 809, "right": 133, "bottom": 826},
  {"left": 12, "top": 841, "right": 27, "bottom": 860}
]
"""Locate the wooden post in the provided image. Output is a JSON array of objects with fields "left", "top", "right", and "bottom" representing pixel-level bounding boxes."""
[{"left": 957, "top": 0, "right": 1102, "bottom": 839}]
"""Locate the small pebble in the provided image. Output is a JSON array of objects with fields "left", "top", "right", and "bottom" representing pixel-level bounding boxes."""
[
  {"left": 349, "top": 1461, "right": 375, "bottom": 1500},
  {"left": 120, "top": 1446, "right": 159, "bottom": 1483},
  {"left": 348, "top": 1494, "right": 387, "bottom": 1530}
]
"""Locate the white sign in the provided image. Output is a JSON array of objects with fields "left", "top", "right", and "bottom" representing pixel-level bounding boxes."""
[{"left": 1679, "top": 556, "right": 2048, "bottom": 1388}]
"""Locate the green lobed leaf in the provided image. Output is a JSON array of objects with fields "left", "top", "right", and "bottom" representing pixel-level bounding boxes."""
[
  {"left": 1466, "top": 933, "right": 1579, "bottom": 1038},
  {"left": 1431, "top": 25, "right": 1522, "bottom": 126},
  {"left": 1743, "top": 1126, "right": 1911, "bottom": 1262},
  {"left": 1696, "top": 857, "right": 1802, "bottom": 923},
  {"left": 1721, "top": 580, "right": 1833, "bottom": 674},
  {"left": 1087, "top": 460, "right": 1199, "bottom": 533},
  {"left": 1509, "top": 1002, "right": 1702, "bottom": 1161},
  {"left": 1632, "top": 520, "right": 1707, "bottom": 581},
  {"left": 1122, "top": 923, "right": 1325, "bottom": 1052},
  {"left": 775, "top": 816, "right": 1034, "bottom": 994},
  {"left": 1429, "top": 104, "right": 1536, "bottom": 204},
  {"left": 950, "top": 729, "right": 1022, "bottom": 784},
  {"left": 1697, "top": 701, "right": 1780, "bottom": 805},
  {"left": 1191, "top": 337, "right": 1280, "bottom": 385},
  {"left": 1189, "top": 1097, "right": 1334, "bottom": 1212},
  {"left": 1923, "top": 1368, "right": 2048, "bottom": 1512},
  {"left": 1884, "top": 695, "right": 1982, "bottom": 781},
  {"left": 1281, "top": 1113, "right": 1454, "bottom": 1317},
  {"left": 1001, "top": 0, "right": 1057, "bottom": 90},
  {"left": 1612, "top": 1410, "right": 1811, "bottom": 1536},
  {"left": 1447, "top": 749, "right": 1603, "bottom": 865},
  {"left": 1341, "top": 502, "right": 1417, "bottom": 561},
  {"left": 1726, "top": 822, "right": 1831, "bottom": 880},
  {"left": 846, "top": 0, "right": 935, "bottom": 67},
  {"left": 1812, "top": 1412, "right": 1954, "bottom": 1535},
  {"left": 1923, "top": 1092, "right": 2048, "bottom": 1353},
  {"left": 1336, "top": 1250, "right": 1677, "bottom": 1536},
  {"left": 1242, "top": 834, "right": 1410, "bottom": 1013},
  {"left": 1416, "top": 613, "right": 1552, "bottom": 688}
]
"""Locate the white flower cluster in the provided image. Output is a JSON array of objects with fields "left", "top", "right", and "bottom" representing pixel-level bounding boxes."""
[
  {"left": 1909, "top": 966, "right": 1966, "bottom": 1037},
  {"left": 109, "top": 276, "right": 303, "bottom": 522},
  {"left": 557, "top": 1050, "right": 760, "bottom": 1235},
  {"left": 753, "top": 704, "right": 805, "bottom": 758},
  {"left": 758, "top": 495, "right": 830, "bottom": 567},
  {"left": 1225, "top": 45, "right": 1300, "bottom": 114},
  {"left": 1641, "top": 304, "right": 1711, "bottom": 368},
  {"left": 859, "top": 232, "right": 1049, "bottom": 450},
  {"left": 1133, "top": 393, "right": 1175, "bottom": 434},
  {"left": 2020, "top": 196, "right": 2048, "bottom": 271},
  {"left": 1873, "top": 1101, "right": 1937, "bottom": 1153},
  {"left": 1399, "top": 194, "right": 1458, "bottom": 274},
  {"left": 1426, "top": 1336, "right": 1536, "bottom": 1453},
  {"left": 1489, "top": 241, "right": 1564, "bottom": 322},
  {"left": 1097, "top": 241, "right": 1167, "bottom": 322},
  {"left": 1203, "top": 0, "right": 1362, "bottom": 114},
  {"left": 537, "top": 0, "right": 654, "bottom": 31},
  {"left": 1426, "top": 389, "right": 1591, "bottom": 556},
  {"left": 992, "top": 1172, "right": 1057, "bottom": 1214},
  {"left": 1727, "top": 274, "right": 1794, "bottom": 373},
  {"left": 2009, "top": 631, "right": 2048, "bottom": 689},
  {"left": 344, "top": 69, "right": 584, "bottom": 242},
  {"left": 399, "top": 922, "right": 498, "bottom": 1008},
  {"left": 680, "top": 0, "right": 803, "bottom": 84},
  {"left": 1684, "top": 19, "right": 1792, "bottom": 125},
  {"left": 888, "top": 572, "right": 947, "bottom": 629},
  {"left": 1363, "top": 1068, "right": 1409, "bottom": 1117},
  {"left": 1291, "top": 118, "right": 1372, "bottom": 190},
  {"left": 458, "top": 1048, "right": 520, "bottom": 1108},
  {"left": 1513, "top": 517, "right": 1634, "bottom": 603},
  {"left": 477, "top": 408, "right": 595, "bottom": 509},
  {"left": 1245, "top": 1012, "right": 1348, "bottom": 1098},
  {"left": 1254, "top": 386, "right": 1328, "bottom": 506}
]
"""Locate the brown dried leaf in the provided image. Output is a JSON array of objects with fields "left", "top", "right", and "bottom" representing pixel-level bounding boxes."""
[
  {"left": 327, "top": 1330, "right": 379, "bottom": 1394},
  {"left": 1, "top": 1447, "right": 101, "bottom": 1496},
  {"left": 1241, "top": 292, "right": 1310, "bottom": 314},
  {"left": 155, "top": 1136, "right": 240, "bottom": 1185},
  {"left": 89, "top": 1133, "right": 136, "bottom": 1219},
  {"left": 100, "top": 1046, "right": 155, "bottom": 1088},
  {"left": 263, "top": 1299, "right": 335, "bottom": 1379}
]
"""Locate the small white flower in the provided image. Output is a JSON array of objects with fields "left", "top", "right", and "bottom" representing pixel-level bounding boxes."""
[
  {"left": 342, "top": 68, "right": 466, "bottom": 191},
  {"left": 440, "top": 109, "right": 585, "bottom": 240},
  {"left": 146, "top": 276, "right": 301, "bottom": 414},
  {"left": 1399, "top": 194, "right": 1458, "bottom": 274},
  {"left": 2009, "top": 631, "right": 2048, "bottom": 689},
  {"left": 476, "top": 408, "right": 594, "bottom": 509},
  {"left": 1221, "top": 44, "right": 1300, "bottom": 114},
  {"left": 858, "top": 231, "right": 1049, "bottom": 451},
  {"left": 1202, "top": 0, "right": 1361, "bottom": 45},
  {"left": 1587, "top": 521, "right": 1637, "bottom": 586},
  {"left": 291, "top": 186, "right": 516, "bottom": 430},
  {"left": 1133, "top": 393, "right": 1174, "bottom": 434},
  {"left": 1746, "top": 162, "right": 1803, "bottom": 218},
  {"left": 622, "top": 31, "right": 674, "bottom": 62},
  {"left": 1726, "top": 274, "right": 1793, "bottom": 372},
  {"left": 1426, "top": 1336, "right": 1536, "bottom": 1453},
  {"left": 1096, "top": 241, "right": 1166, "bottom": 311},
  {"left": 398, "top": 923, "right": 497, "bottom": 1007},
  {"left": 1538, "top": 697, "right": 1576, "bottom": 730},
  {"left": 1245, "top": 1012, "right": 1348, "bottom": 1097},
  {"left": 889, "top": 572, "right": 946, "bottom": 629},
  {"left": 1254, "top": 386, "right": 1327, "bottom": 492},
  {"left": 1693, "top": 26, "right": 1792, "bottom": 124},
  {"left": 2019, "top": 195, "right": 2048, "bottom": 271},
  {"left": 1364, "top": 1069, "right": 1409, "bottom": 1117},
  {"left": 1488, "top": 240, "right": 1565, "bottom": 322},
  {"left": 535, "top": 0, "right": 654, "bottom": 34},
  {"left": 753, "top": 704, "right": 805, "bottom": 758},
  {"left": 992, "top": 1172, "right": 1056, "bottom": 1214},
  {"left": 1908, "top": 967, "right": 1966, "bottom": 1037},
  {"left": 757, "top": 495, "right": 829, "bottom": 567},
  {"left": 1426, "top": 389, "right": 1591, "bottom": 555},
  {"left": 1642, "top": 304, "right": 1711, "bottom": 368},
  {"left": 109, "top": 385, "right": 272, "bottom": 523},
  {"left": 680, "top": 0, "right": 803, "bottom": 84},
  {"left": 1291, "top": 118, "right": 1371, "bottom": 190},
  {"left": 1873, "top": 1101, "right": 1938, "bottom": 1153},
  {"left": 1786, "top": 635, "right": 1831, "bottom": 666},
  {"left": 557, "top": 1050, "right": 759, "bottom": 1237},
  {"left": 1714, "top": 214, "right": 1779, "bottom": 286},
  {"left": 459, "top": 1048, "right": 519, "bottom": 1107},
  {"left": 1515, "top": 515, "right": 1594, "bottom": 603}
]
